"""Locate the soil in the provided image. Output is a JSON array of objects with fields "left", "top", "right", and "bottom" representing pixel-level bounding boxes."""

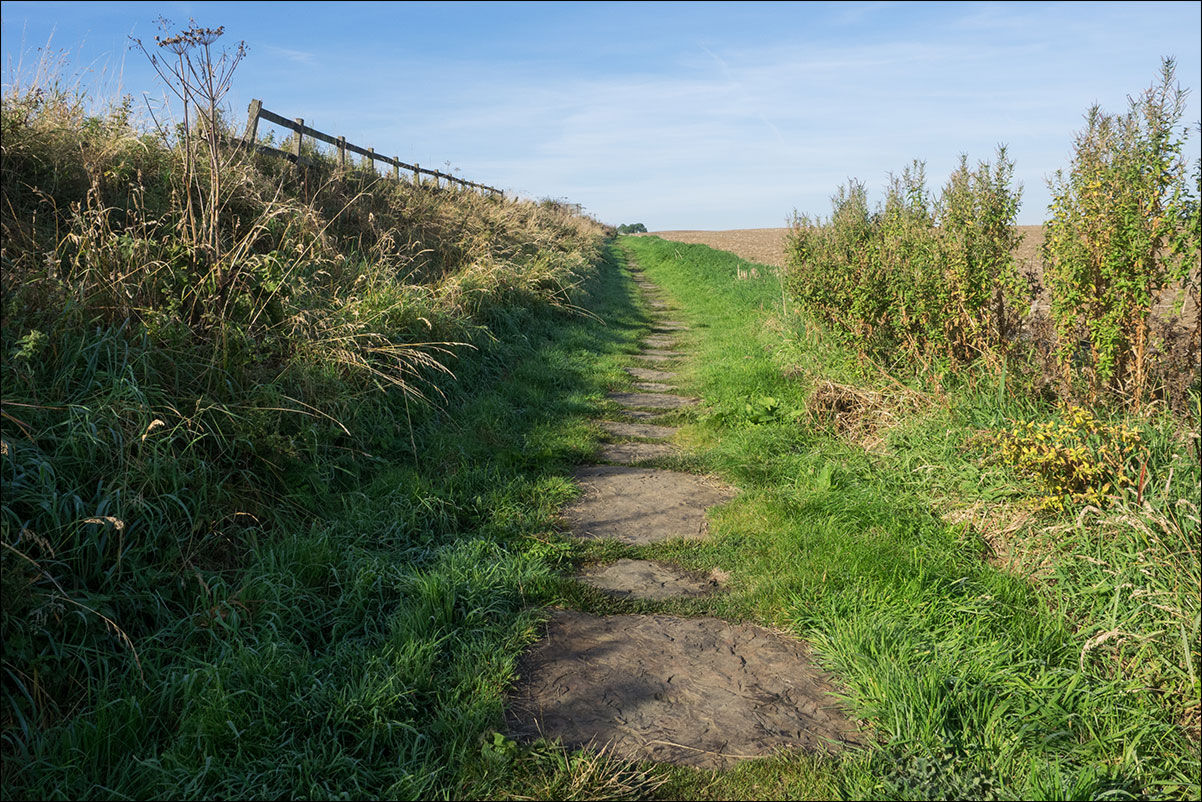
[
  {"left": 645, "top": 228, "right": 792, "bottom": 268},
  {"left": 506, "top": 262, "right": 859, "bottom": 772},
  {"left": 621, "top": 408, "right": 672, "bottom": 420},
  {"left": 597, "top": 420, "right": 678, "bottom": 439},
  {"left": 506, "top": 611, "right": 861, "bottom": 769},
  {"left": 608, "top": 391, "right": 696, "bottom": 409},
  {"left": 599, "top": 441, "right": 676, "bottom": 463},
  {"left": 647, "top": 226, "right": 1199, "bottom": 330},
  {"left": 564, "top": 466, "right": 735, "bottom": 544},
  {"left": 646, "top": 225, "right": 1044, "bottom": 274},
  {"left": 625, "top": 367, "right": 676, "bottom": 382},
  {"left": 577, "top": 559, "right": 724, "bottom": 600}
]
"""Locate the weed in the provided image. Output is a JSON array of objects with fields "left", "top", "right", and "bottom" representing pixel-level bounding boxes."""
[
  {"left": 1044, "top": 58, "right": 1200, "bottom": 410},
  {"left": 991, "top": 404, "right": 1145, "bottom": 511}
]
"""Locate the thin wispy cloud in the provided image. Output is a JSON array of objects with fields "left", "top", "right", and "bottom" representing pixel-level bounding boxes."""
[
  {"left": 261, "top": 44, "right": 316, "bottom": 65},
  {"left": 2, "top": 1, "right": 1197, "bottom": 228}
]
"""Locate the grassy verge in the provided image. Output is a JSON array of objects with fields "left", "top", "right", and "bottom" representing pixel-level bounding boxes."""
[
  {"left": 617, "top": 235, "right": 1200, "bottom": 801},
  {"left": 2, "top": 242, "right": 683, "bottom": 799}
]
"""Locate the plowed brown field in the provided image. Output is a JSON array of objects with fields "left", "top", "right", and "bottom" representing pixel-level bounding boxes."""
[{"left": 646, "top": 226, "right": 1045, "bottom": 273}]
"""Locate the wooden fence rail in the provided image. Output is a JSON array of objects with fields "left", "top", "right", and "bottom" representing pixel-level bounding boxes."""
[{"left": 241, "top": 98, "right": 503, "bottom": 197}]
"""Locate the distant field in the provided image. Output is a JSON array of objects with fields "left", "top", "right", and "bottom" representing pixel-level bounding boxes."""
[
  {"left": 645, "top": 228, "right": 793, "bottom": 268},
  {"left": 647, "top": 226, "right": 1046, "bottom": 273}
]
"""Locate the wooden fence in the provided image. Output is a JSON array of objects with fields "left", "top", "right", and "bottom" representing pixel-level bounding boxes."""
[{"left": 241, "top": 99, "right": 503, "bottom": 196}]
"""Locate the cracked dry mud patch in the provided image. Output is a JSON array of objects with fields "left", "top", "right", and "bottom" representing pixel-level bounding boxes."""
[
  {"left": 505, "top": 262, "right": 860, "bottom": 773},
  {"left": 507, "top": 611, "right": 861, "bottom": 770},
  {"left": 643, "top": 333, "right": 679, "bottom": 348},
  {"left": 564, "top": 466, "right": 734, "bottom": 544},
  {"left": 625, "top": 366, "right": 676, "bottom": 382},
  {"left": 634, "top": 381, "right": 675, "bottom": 392}
]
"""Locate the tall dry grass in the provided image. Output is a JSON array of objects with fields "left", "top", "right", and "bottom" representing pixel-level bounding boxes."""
[{"left": 0, "top": 50, "right": 605, "bottom": 756}]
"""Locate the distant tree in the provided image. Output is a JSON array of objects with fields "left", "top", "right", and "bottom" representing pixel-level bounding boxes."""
[{"left": 617, "top": 223, "right": 647, "bottom": 234}]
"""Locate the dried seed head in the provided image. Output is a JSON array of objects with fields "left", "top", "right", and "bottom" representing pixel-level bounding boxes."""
[{"left": 82, "top": 516, "right": 126, "bottom": 531}]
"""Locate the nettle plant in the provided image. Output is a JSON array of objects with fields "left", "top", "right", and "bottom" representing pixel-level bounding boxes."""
[{"left": 1044, "top": 58, "right": 1200, "bottom": 409}]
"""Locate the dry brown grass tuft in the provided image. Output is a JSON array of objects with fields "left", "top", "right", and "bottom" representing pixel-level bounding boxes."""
[{"left": 805, "top": 379, "right": 929, "bottom": 452}]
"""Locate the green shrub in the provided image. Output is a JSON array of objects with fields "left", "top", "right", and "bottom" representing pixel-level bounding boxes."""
[
  {"left": 1044, "top": 58, "right": 1200, "bottom": 409},
  {"left": 785, "top": 149, "right": 1025, "bottom": 369}
]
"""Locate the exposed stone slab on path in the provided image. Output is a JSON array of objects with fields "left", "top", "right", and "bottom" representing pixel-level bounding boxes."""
[
  {"left": 633, "top": 353, "right": 674, "bottom": 364},
  {"left": 634, "top": 382, "right": 674, "bottom": 392},
  {"left": 577, "top": 559, "right": 723, "bottom": 600},
  {"left": 625, "top": 367, "right": 675, "bottom": 382},
  {"left": 609, "top": 392, "right": 696, "bottom": 409},
  {"left": 597, "top": 420, "right": 678, "bottom": 440},
  {"left": 507, "top": 611, "right": 861, "bottom": 769},
  {"left": 565, "top": 466, "right": 734, "bottom": 544},
  {"left": 599, "top": 441, "right": 675, "bottom": 463},
  {"left": 653, "top": 321, "right": 689, "bottom": 331},
  {"left": 643, "top": 334, "right": 679, "bottom": 348}
]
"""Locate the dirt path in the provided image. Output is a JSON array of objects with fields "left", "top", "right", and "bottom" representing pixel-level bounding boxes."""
[{"left": 505, "top": 257, "right": 860, "bottom": 769}]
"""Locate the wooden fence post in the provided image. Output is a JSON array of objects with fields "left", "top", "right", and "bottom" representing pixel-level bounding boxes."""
[
  {"left": 393, "top": 158, "right": 400, "bottom": 180},
  {"left": 337, "top": 136, "right": 346, "bottom": 169},
  {"left": 293, "top": 118, "right": 304, "bottom": 159},
  {"left": 245, "top": 99, "right": 262, "bottom": 143},
  {"left": 367, "top": 147, "right": 375, "bottom": 175},
  {"left": 413, "top": 163, "right": 420, "bottom": 186}
]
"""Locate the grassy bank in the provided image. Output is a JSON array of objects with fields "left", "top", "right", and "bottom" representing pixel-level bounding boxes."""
[
  {"left": 617, "top": 235, "right": 1199, "bottom": 800},
  {"left": 0, "top": 70, "right": 668, "bottom": 798},
  {"left": 1, "top": 238, "right": 671, "bottom": 799}
]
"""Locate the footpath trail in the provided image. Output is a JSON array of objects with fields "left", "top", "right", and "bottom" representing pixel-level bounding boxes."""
[{"left": 506, "top": 259, "right": 860, "bottom": 770}]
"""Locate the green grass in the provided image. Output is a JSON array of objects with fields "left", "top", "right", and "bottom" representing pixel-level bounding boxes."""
[
  {"left": 3, "top": 82, "right": 1197, "bottom": 798},
  {"left": 615, "top": 235, "right": 1200, "bottom": 801},
  {"left": 1, "top": 244, "right": 675, "bottom": 800}
]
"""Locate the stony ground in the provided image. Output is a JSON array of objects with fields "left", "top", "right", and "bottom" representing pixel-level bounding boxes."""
[{"left": 505, "top": 261, "right": 860, "bottom": 769}]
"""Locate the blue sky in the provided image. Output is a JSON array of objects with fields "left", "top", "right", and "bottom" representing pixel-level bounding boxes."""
[{"left": 2, "top": 1, "right": 1200, "bottom": 228}]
